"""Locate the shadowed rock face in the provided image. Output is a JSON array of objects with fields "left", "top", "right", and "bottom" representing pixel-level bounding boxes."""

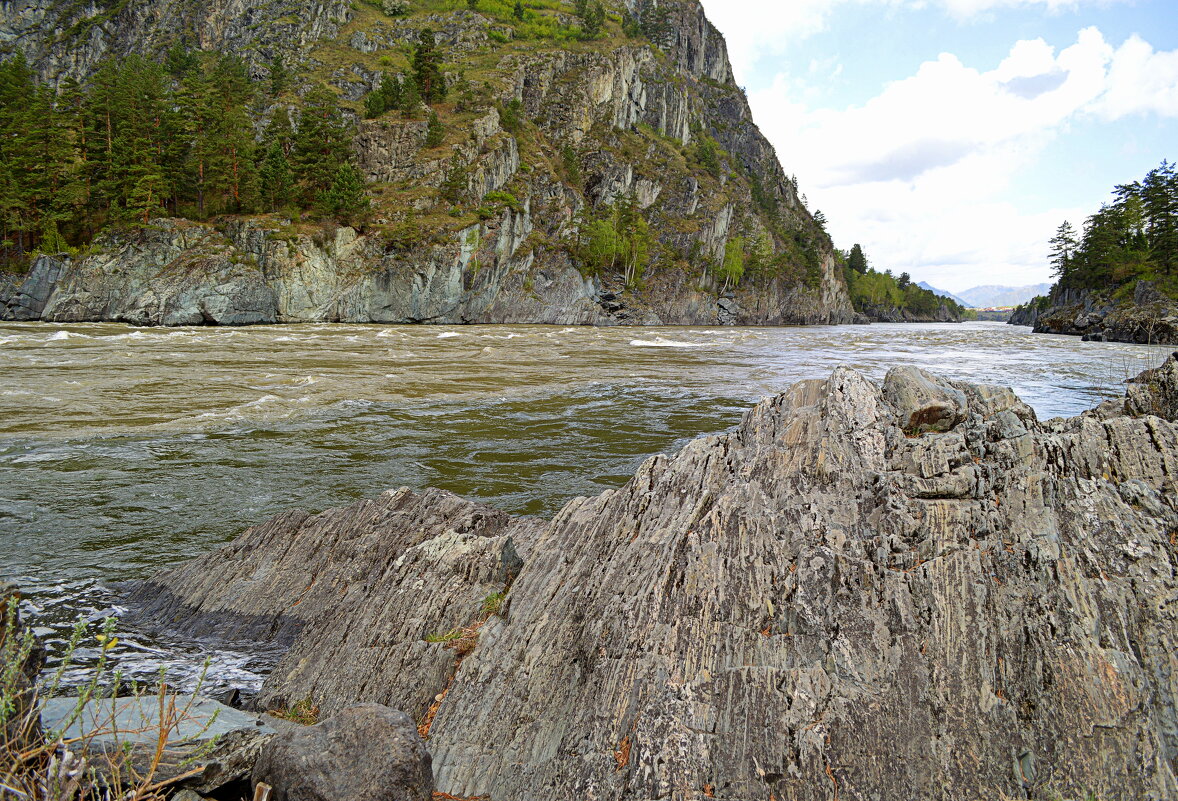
[{"left": 126, "top": 356, "right": 1178, "bottom": 801}]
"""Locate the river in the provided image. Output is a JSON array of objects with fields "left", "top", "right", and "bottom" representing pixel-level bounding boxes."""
[{"left": 0, "top": 320, "right": 1169, "bottom": 693}]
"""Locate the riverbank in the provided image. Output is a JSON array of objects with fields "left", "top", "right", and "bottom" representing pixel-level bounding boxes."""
[
  {"left": 116, "top": 355, "right": 1178, "bottom": 800},
  {"left": 1010, "top": 280, "right": 1178, "bottom": 345},
  {"left": 0, "top": 217, "right": 860, "bottom": 328}
]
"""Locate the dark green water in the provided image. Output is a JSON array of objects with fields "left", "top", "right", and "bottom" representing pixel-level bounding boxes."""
[{"left": 0, "top": 320, "right": 1168, "bottom": 690}]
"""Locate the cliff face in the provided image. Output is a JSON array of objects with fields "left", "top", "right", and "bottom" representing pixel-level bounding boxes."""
[
  {"left": 0, "top": 0, "right": 856, "bottom": 326},
  {"left": 126, "top": 357, "right": 1178, "bottom": 800},
  {"left": 1010, "top": 282, "right": 1178, "bottom": 345}
]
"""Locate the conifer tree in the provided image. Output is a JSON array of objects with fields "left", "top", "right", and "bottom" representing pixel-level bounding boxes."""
[
  {"left": 1048, "top": 221, "right": 1078, "bottom": 281},
  {"left": 260, "top": 141, "right": 294, "bottom": 211},
  {"left": 412, "top": 28, "right": 447, "bottom": 105},
  {"left": 321, "top": 162, "right": 370, "bottom": 224},
  {"left": 293, "top": 85, "right": 353, "bottom": 201},
  {"left": 424, "top": 110, "right": 444, "bottom": 147},
  {"left": 847, "top": 243, "right": 868, "bottom": 274},
  {"left": 400, "top": 77, "right": 422, "bottom": 118},
  {"left": 269, "top": 53, "right": 289, "bottom": 97}
]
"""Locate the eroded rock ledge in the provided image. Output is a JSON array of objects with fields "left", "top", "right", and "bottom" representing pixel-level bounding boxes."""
[{"left": 126, "top": 357, "right": 1178, "bottom": 800}]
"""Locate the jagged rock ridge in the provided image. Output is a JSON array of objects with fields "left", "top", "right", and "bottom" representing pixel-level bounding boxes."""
[
  {"left": 0, "top": 0, "right": 858, "bottom": 326},
  {"left": 127, "top": 356, "right": 1178, "bottom": 800}
]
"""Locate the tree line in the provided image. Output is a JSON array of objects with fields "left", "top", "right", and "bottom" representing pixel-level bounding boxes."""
[
  {"left": 840, "top": 243, "right": 966, "bottom": 317},
  {"left": 0, "top": 49, "right": 367, "bottom": 268},
  {"left": 1048, "top": 160, "right": 1178, "bottom": 295}
]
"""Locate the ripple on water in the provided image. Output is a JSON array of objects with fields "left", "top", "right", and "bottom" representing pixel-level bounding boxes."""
[{"left": 0, "top": 321, "right": 1172, "bottom": 690}]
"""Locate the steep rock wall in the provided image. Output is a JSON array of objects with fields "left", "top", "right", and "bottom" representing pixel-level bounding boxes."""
[{"left": 1, "top": 0, "right": 856, "bottom": 326}]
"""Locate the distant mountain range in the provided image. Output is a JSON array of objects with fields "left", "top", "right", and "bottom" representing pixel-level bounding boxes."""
[
  {"left": 915, "top": 282, "right": 969, "bottom": 307},
  {"left": 916, "top": 282, "right": 1053, "bottom": 309}
]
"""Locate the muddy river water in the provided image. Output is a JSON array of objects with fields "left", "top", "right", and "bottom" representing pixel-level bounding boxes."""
[{"left": 0, "top": 320, "right": 1168, "bottom": 691}]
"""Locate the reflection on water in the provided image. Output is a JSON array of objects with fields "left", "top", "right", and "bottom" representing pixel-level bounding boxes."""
[{"left": 0, "top": 320, "right": 1169, "bottom": 691}]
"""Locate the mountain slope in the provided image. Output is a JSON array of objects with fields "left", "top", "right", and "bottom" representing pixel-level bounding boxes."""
[
  {"left": 957, "top": 283, "right": 1052, "bottom": 308},
  {"left": 0, "top": 0, "right": 857, "bottom": 326}
]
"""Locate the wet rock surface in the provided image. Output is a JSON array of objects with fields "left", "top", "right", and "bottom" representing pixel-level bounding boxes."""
[
  {"left": 127, "top": 357, "right": 1178, "bottom": 800},
  {"left": 252, "top": 704, "right": 433, "bottom": 801}
]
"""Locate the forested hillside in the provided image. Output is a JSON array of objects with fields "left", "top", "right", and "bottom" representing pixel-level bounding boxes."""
[
  {"left": 838, "top": 243, "right": 968, "bottom": 322},
  {"left": 0, "top": 50, "right": 364, "bottom": 261},
  {"left": 1046, "top": 160, "right": 1178, "bottom": 298},
  {"left": 0, "top": 0, "right": 859, "bottom": 326},
  {"left": 1010, "top": 160, "right": 1178, "bottom": 344}
]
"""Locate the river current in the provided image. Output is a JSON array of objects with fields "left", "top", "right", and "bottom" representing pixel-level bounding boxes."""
[{"left": 0, "top": 320, "right": 1169, "bottom": 693}]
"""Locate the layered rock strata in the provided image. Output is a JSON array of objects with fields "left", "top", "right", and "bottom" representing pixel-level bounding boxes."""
[{"left": 127, "top": 357, "right": 1178, "bottom": 800}]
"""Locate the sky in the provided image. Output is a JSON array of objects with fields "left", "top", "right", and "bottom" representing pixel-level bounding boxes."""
[{"left": 696, "top": 0, "right": 1178, "bottom": 292}]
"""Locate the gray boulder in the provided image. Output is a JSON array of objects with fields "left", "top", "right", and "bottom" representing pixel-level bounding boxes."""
[
  {"left": 252, "top": 704, "right": 432, "bottom": 801},
  {"left": 40, "top": 694, "right": 275, "bottom": 793},
  {"left": 882, "top": 365, "right": 968, "bottom": 434}
]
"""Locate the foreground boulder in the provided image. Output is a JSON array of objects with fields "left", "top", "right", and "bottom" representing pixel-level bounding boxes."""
[
  {"left": 40, "top": 694, "right": 275, "bottom": 793},
  {"left": 252, "top": 704, "right": 432, "bottom": 801},
  {"left": 127, "top": 356, "right": 1178, "bottom": 800}
]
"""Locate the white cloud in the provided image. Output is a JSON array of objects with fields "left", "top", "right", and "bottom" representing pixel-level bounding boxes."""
[
  {"left": 698, "top": 0, "right": 1129, "bottom": 81},
  {"left": 743, "top": 27, "right": 1178, "bottom": 290}
]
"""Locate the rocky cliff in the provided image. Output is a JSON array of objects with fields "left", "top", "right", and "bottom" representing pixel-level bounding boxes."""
[
  {"left": 1010, "top": 282, "right": 1178, "bottom": 345},
  {"left": 0, "top": 0, "right": 857, "bottom": 326},
  {"left": 126, "top": 356, "right": 1178, "bottom": 800}
]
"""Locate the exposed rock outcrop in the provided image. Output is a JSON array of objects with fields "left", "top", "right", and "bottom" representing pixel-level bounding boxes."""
[
  {"left": 252, "top": 704, "right": 433, "bottom": 801},
  {"left": 1010, "top": 282, "right": 1178, "bottom": 345},
  {"left": 1, "top": 215, "right": 856, "bottom": 325},
  {"left": 859, "top": 300, "right": 962, "bottom": 323},
  {"left": 1, "top": 0, "right": 858, "bottom": 327},
  {"left": 127, "top": 356, "right": 1178, "bottom": 800}
]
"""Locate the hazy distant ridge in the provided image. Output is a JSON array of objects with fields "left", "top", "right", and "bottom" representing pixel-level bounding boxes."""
[
  {"left": 917, "top": 281, "right": 1051, "bottom": 308},
  {"left": 915, "top": 282, "right": 969, "bottom": 307},
  {"left": 958, "top": 284, "right": 1053, "bottom": 308}
]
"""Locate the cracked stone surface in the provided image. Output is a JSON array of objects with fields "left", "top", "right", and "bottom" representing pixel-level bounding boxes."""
[{"left": 127, "top": 356, "right": 1178, "bottom": 800}]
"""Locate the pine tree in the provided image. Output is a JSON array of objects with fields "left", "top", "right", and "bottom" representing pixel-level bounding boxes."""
[
  {"left": 513, "top": 0, "right": 524, "bottom": 20},
  {"left": 179, "top": 68, "right": 218, "bottom": 216},
  {"left": 400, "top": 77, "right": 422, "bottom": 118},
  {"left": 365, "top": 72, "right": 403, "bottom": 119},
  {"left": 293, "top": 85, "right": 353, "bottom": 201},
  {"left": 579, "top": 1, "right": 605, "bottom": 38},
  {"left": 260, "top": 140, "right": 294, "bottom": 211},
  {"left": 320, "top": 162, "right": 369, "bottom": 224},
  {"left": 424, "top": 110, "right": 444, "bottom": 147},
  {"left": 264, "top": 109, "right": 295, "bottom": 157},
  {"left": 1142, "top": 161, "right": 1178, "bottom": 274},
  {"left": 1048, "top": 221, "right": 1078, "bottom": 282},
  {"left": 412, "top": 28, "right": 447, "bottom": 105},
  {"left": 269, "top": 53, "right": 289, "bottom": 97},
  {"left": 847, "top": 243, "right": 868, "bottom": 275}
]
